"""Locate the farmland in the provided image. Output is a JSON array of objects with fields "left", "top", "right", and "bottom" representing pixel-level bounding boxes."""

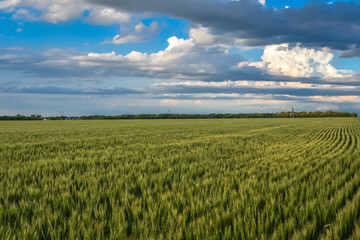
[{"left": 0, "top": 118, "right": 359, "bottom": 239}]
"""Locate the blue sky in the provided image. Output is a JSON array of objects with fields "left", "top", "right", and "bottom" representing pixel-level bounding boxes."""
[{"left": 1, "top": 0, "right": 360, "bottom": 116}]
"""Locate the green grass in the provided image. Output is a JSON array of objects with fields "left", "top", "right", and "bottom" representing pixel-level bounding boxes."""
[{"left": 0, "top": 118, "right": 359, "bottom": 239}]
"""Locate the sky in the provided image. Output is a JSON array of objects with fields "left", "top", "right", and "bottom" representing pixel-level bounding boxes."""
[{"left": 1, "top": 0, "right": 360, "bottom": 116}]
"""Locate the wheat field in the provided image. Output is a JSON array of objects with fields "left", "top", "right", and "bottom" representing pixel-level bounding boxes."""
[{"left": 0, "top": 118, "right": 359, "bottom": 239}]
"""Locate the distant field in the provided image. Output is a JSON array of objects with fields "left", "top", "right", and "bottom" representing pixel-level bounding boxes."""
[{"left": 1, "top": 118, "right": 360, "bottom": 239}]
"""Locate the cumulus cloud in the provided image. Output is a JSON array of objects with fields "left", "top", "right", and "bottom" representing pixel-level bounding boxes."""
[
  {"left": 54, "top": 36, "right": 245, "bottom": 79},
  {"left": 1, "top": 36, "right": 357, "bottom": 88},
  {"left": 103, "top": 21, "right": 159, "bottom": 44},
  {"left": 0, "top": 36, "right": 243, "bottom": 84},
  {"left": 249, "top": 44, "right": 354, "bottom": 78}
]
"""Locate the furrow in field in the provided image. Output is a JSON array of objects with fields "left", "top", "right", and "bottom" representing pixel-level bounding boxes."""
[
  {"left": 288, "top": 157, "right": 360, "bottom": 240},
  {"left": 266, "top": 126, "right": 340, "bottom": 186},
  {"left": 268, "top": 125, "right": 357, "bottom": 238},
  {"left": 319, "top": 178, "right": 360, "bottom": 240},
  {"left": 269, "top": 157, "right": 360, "bottom": 240},
  {"left": 191, "top": 125, "right": 346, "bottom": 238}
]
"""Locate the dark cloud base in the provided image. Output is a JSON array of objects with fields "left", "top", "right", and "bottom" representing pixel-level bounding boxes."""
[{"left": 88, "top": 0, "right": 360, "bottom": 56}]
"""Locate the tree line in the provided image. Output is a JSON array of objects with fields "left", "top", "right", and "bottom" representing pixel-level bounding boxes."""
[
  {"left": 0, "top": 110, "right": 357, "bottom": 121},
  {"left": 0, "top": 114, "right": 44, "bottom": 121}
]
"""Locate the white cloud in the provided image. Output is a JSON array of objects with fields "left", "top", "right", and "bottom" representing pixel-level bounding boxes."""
[
  {"left": 86, "top": 7, "right": 130, "bottom": 25},
  {"left": 0, "top": 54, "right": 18, "bottom": 60},
  {"left": 189, "top": 25, "right": 240, "bottom": 46},
  {"left": 13, "top": 0, "right": 88, "bottom": 23},
  {"left": 147, "top": 21, "right": 160, "bottom": 34},
  {"left": 104, "top": 21, "right": 160, "bottom": 44},
  {"left": 0, "top": 0, "right": 20, "bottom": 9},
  {"left": 60, "top": 35, "right": 241, "bottom": 77},
  {"left": 160, "top": 99, "right": 205, "bottom": 106},
  {"left": 250, "top": 43, "right": 354, "bottom": 78},
  {"left": 15, "top": 8, "right": 29, "bottom": 15},
  {"left": 231, "top": 0, "right": 265, "bottom": 4},
  {"left": 309, "top": 95, "right": 360, "bottom": 103},
  {"left": 108, "top": 34, "right": 140, "bottom": 45},
  {"left": 94, "top": 36, "right": 196, "bottom": 70},
  {"left": 3, "top": 0, "right": 131, "bottom": 25},
  {"left": 152, "top": 80, "right": 356, "bottom": 91},
  {"left": 258, "top": 0, "right": 265, "bottom": 6},
  {"left": 35, "top": 35, "right": 358, "bottom": 96},
  {"left": 235, "top": 99, "right": 289, "bottom": 105},
  {"left": 160, "top": 99, "right": 180, "bottom": 105},
  {"left": 189, "top": 26, "right": 216, "bottom": 45}
]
